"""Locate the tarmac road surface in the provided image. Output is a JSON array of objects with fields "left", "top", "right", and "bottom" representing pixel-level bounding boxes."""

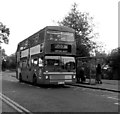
[
  {"left": 1, "top": 99, "right": 17, "bottom": 112},
  {"left": 1, "top": 72, "right": 119, "bottom": 113}
]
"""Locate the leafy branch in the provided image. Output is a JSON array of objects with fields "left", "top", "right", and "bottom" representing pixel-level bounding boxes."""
[{"left": 0, "top": 22, "right": 10, "bottom": 44}]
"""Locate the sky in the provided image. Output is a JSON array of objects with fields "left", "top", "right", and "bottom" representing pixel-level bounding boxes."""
[{"left": 0, "top": 0, "right": 118, "bottom": 55}]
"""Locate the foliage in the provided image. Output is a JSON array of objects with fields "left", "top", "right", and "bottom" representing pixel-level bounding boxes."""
[
  {"left": 0, "top": 22, "right": 10, "bottom": 44},
  {"left": 0, "top": 22, "right": 10, "bottom": 70},
  {"left": 2, "top": 53, "right": 16, "bottom": 71},
  {"left": 58, "top": 3, "right": 98, "bottom": 57},
  {"left": 0, "top": 48, "right": 7, "bottom": 70},
  {"left": 109, "top": 47, "right": 120, "bottom": 69},
  {"left": 0, "top": 48, "right": 7, "bottom": 57},
  {"left": 107, "top": 47, "right": 120, "bottom": 79}
]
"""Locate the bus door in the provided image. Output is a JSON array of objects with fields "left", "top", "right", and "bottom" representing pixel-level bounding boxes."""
[
  {"left": 37, "top": 57, "right": 44, "bottom": 83},
  {"left": 21, "top": 59, "right": 28, "bottom": 81},
  {"left": 30, "top": 57, "right": 43, "bottom": 83},
  {"left": 30, "top": 57, "right": 39, "bottom": 82},
  {"left": 26, "top": 57, "right": 32, "bottom": 82}
]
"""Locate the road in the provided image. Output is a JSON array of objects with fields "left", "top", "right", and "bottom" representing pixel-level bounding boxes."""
[
  {"left": 1, "top": 99, "right": 17, "bottom": 112},
  {"left": 1, "top": 72, "right": 119, "bottom": 113}
]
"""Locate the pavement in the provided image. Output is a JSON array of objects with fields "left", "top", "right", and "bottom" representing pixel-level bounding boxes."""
[
  {"left": 2, "top": 70, "right": 120, "bottom": 93},
  {"left": 73, "top": 78, "right": 120, "bottom": 93}
]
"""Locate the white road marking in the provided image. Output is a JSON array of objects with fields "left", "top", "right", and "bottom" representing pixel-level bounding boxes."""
[
  {"left": 114, "top": 103, "right": 120, "bottom": 105},
  {"left": 0, "top": 95, "right": 23, "bottom": 113},
  {"left": 0, "top": 93, "right": 33, "bottom": 114},
  {"left": 107, "top": 97, "right": 119, "bottom": 100}
]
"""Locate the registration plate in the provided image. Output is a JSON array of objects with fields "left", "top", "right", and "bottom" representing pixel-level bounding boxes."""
[{"left": 58, "top": 82, "right": 65, "bottom": 84}]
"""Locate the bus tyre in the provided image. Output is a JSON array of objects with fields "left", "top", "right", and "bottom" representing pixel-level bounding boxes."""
[
  {"left": 19, "top": 74, "right": 22, "bottom": 82},
  {"left": 33, "top": 76, "right": 37, "bottom": 86}
]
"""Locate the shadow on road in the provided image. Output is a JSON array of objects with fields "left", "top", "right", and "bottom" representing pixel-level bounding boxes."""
[
  {"left": 19, "top": 80, "right": 71, "bottom": 89},
  {"left": 38, "top": 84, "right": 71, "bottom": 89}
]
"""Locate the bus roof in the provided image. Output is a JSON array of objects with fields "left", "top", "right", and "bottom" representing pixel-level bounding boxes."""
[{"left": 45, "top": 26, "right": 75, "bottom": 33}]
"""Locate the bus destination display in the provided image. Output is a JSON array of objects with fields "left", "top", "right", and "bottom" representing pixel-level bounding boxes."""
[{"left": 51, "top": 44, "right": 71, "bottom": 53}]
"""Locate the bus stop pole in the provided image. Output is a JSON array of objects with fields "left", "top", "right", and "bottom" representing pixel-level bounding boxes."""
[{"left": 89, "top": 63, "right": 91, "bottom": 85}]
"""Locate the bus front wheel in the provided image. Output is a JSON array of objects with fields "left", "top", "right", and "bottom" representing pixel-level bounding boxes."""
[
  {"left": 19, "top": 74, "right": 23, "bottom": 82},
  {"left": 33, "top": 75, "right": 37, "bottom": 85}
]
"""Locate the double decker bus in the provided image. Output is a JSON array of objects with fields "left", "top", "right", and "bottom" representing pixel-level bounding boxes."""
[{"left": 16, "top": 26, "right": 76, "bottom": 85}]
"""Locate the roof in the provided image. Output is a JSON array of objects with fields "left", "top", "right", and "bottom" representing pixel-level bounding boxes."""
[{"left": 45, "top": 26, "right": 75, "bottom": 33}]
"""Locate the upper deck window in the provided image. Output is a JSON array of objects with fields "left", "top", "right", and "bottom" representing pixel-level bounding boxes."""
[
  {"left": 29, "top": 33, "right": 39, "bottom": 46},
  {"left": 46, "top": 31, "right": 74, "bottom": 42},
  {"left": 19, "top": 39, "right": 28, "bottom": 50}
]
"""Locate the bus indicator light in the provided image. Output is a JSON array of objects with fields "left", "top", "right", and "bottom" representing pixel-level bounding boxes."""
[{"left": 46, "top": 76, "right": 49, "bottom": 79}]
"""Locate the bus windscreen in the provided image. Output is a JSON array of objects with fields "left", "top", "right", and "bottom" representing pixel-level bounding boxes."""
[{"left": 45, "top": 56, "right": 75, "bottom": 72}]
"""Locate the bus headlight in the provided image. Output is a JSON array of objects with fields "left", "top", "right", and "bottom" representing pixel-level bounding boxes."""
[
  {"left": 46, "top": 76, "right": 49, "bottom": 79},
  {"left": 73, "top": 75, "right": 76, "bottom": 79}
]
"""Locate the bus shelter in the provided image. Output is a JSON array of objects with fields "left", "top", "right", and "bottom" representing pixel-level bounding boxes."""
[{"left": 76, "top": 56, "right": 105, "bottom": 84}]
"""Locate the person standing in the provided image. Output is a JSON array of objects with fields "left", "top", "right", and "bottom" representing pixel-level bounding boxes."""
[
  {"left": 96, "top": 64, "right": 102, "bottom": 84},
  {"left": 76, "top": 65, "right": 81, "bottom": 83},
  {"left": 80, "top": 67, "right": 85, "bottom": 83}
]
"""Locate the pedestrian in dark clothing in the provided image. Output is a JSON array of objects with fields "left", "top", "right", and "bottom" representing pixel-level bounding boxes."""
[
  {"left": 79, "top": 67, "right": 85, "bottom": 83},
  {"left": 76, "top": 65, "right": 81, "bottom": 83},
  {"left": 96, "top": 64, "right": 102, "bottom": 84}
]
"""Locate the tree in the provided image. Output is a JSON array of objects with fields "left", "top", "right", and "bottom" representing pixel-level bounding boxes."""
[
  {"left": 58, "top": 3, "right": 99, "bottom": 57},
  {"left": 2, "top": 53, "right": 16, "bottom": 71},
  {"left": 0, "top": 48, "right": 7, "bottom": 71},
  {"left": 0, "top": 22, "right": 10, "bottom": 44},
  {"left": 109, "top": 48, "right": 120, "bottom": 68},
  {"left": 6, "top": 54, "right": 16, "bottom": 70},
  {"left": 107, "top": 47, "right": 120, "bottom": 80},
  {"left": 0, "top": 22, "right": 10, "bottom": 71}
]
